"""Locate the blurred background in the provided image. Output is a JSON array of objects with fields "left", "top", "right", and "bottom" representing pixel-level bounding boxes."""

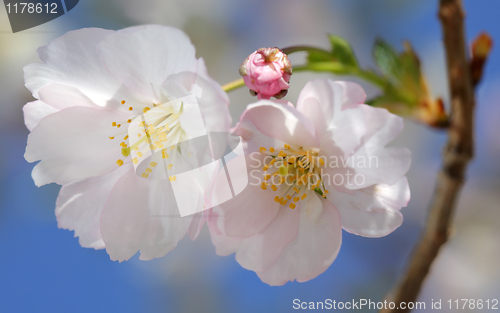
[{"left": 0, "top": 0, "right": 499, "bottom": 312}]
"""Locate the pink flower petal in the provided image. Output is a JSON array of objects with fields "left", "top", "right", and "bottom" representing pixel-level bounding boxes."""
[{"left": 256, "top": 195, "right": 342, "bottom": 285}]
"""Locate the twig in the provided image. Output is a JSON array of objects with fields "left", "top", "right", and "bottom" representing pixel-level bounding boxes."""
[
  {"left": 381, "top": 0, "right": 475, "bottom": 312},
  {"left": 221, "top": 78, "right": 245, "bottom": 93}
]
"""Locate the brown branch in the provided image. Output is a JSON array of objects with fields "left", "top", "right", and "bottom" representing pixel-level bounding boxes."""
[{"left": 381, "top": 0, "right": 475, "bottom": 312}]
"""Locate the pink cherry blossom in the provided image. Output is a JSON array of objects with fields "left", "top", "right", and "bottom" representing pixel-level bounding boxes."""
[
  {"left": 209, "top": 79, "right": 411, "bottom": 285},
  {"left": 239, "top": 47, "right": 292, "bottom": 100},
  {"left": 23, "top": 25, "right": 231, "bottom": 261}
]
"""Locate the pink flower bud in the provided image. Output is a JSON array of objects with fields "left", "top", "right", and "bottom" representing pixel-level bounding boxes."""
[{"left": 239, "top": 47, "right": 292, "bottom": 100}]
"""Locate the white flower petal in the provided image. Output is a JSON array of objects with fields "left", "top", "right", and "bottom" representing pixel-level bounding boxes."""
[
  {"left": 239, "top": 101, "right": 319, "bottom": 148},
  {"left": 214, "top": 154, "right": 280, "bottom": 237},
  {"left": 208, "top": 211, "right": 245, "bottom": 257},
  {"left": 138, "top": 178, "right": 194, "bottom": 260},
  {"left": 56, "top": 164, "right": 131, "bottom": 249},
  {"left": 235, "top": 205, "right": 300, "bottom": 272},
  {"left": 163, "top": 58, "right": 231, "bottom": 134},
  {"left": 98, "top": 25, "right": 197, "bottom": 100},
  {"left": 297, "top": 80, "right": 367, "bottom": 154},
  {"left": 24, "top": 28, "right": 119, "bottom": 106},
  {"left": 23, "top": 83, "right": 99, "bottom": 131},
  {"left": 23, "top": 100, "right": 58, "bottom": 131},
  {"left": 359, "top": 104, "right": 405, "bottom": 149},
  {"left": 347, "top": 146, "right": 411, "bottom": 188},
  {"left": 329, "top": 177, "right": 410, "bottom": 237},
  {"left": 25, "top": 106, "right": 131, "bottom": 186},
  {"left": 100, "top": 168, "right": 193, "bottom": 261},
  {"left": 234, "top": 118, "right": 286, "bottom": 154}
]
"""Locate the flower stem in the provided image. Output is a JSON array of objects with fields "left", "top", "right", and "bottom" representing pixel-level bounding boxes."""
[
  {"left": 222, "top": 78, "right": 245, "bottom": 93},
  {"left": 294, "top": 64, "right": 387, "bottom": 89},
  {"left": 281, "top": 45, "right": 332, "bottom": 56}
]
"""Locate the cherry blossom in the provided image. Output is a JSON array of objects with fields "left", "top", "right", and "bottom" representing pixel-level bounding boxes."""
[
  {"left": 23, "top": 25, "right": 231, "bottom": 261},
  {"left": 209, "top": 79, "right": 411, "bottom": 285}
]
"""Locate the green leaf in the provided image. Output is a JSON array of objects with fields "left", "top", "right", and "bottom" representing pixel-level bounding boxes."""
[
  {"left": 304, "top": 62, "right": 355, "bottom": 75},
  {"left": 305, "top": 35, "right": 358, "bottom": 69},
  {"left": 366, "top": 95, "right": 413, "bottom": 116},
  {"left": 306, "top": 49, "right": 337, "bottom": 63},
  {"left": 372, "top": 39, "right": 403, "bottom": 81},
  {"left": 399, "top": 43, "right": 422, "bottom": 87},
  {"left": 327, "top": 35, "right": 358, "bottom": 67}
]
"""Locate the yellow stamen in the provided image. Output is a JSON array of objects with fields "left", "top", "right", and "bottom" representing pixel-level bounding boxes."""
[
  {"left": 259, "top": 147, "right": 266, "bottom": 153},
  {"left": 289, "top": 203, "right": 296, "bottom": 209},
  {"left": 116, "top": 159, "right": 123, "bottom": 166}
]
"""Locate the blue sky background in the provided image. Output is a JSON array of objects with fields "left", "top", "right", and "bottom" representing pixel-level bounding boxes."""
[{"left": 0, "top": 1, "right": 499, "bottom": 312}]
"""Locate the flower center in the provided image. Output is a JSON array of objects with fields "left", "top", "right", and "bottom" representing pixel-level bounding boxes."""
[
  {"left": 111, "top": 99, "right": 185, "bottom": 181},
  {"left": 258, "top": 144, "right": 329, "bottom": 209}
]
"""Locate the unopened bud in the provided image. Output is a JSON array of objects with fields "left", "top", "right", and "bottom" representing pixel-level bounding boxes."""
[
  {"left": 470, "top": 32, "right": 493, "bottom": 86},
  {"left": 239, "top": 47, "right": 292, "bottom": 100}
]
